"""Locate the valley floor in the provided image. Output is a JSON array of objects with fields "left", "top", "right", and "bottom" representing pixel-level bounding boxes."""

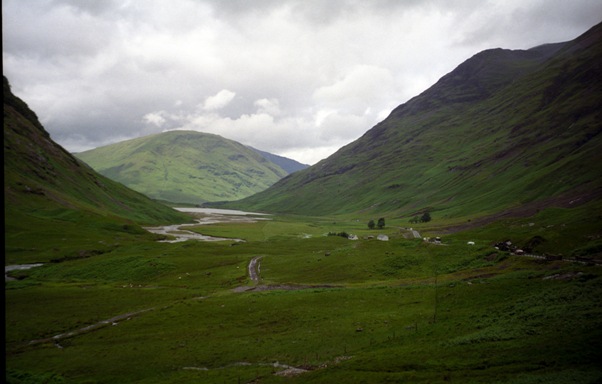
[{"left": 6, "top": 212, "right": 602, "bottom": 384}]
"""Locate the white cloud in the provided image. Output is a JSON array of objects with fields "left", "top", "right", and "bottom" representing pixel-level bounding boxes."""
[
  {"left": 143, "top": 112, "right": 167, "bottom": 127},
  {"left": 202, "top": 89, "right": 237, "bottom": 111},
  {"left": 313, "top": 65, "right": 396, "bottom": 114},
  {"left": 316, "top": 111, "right": 370, "bottom": 142},
  {"left": 254, "top": 98, "right": 281, "bottom": 116}
]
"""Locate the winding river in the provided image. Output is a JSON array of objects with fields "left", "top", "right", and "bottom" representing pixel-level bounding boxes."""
[{"left": 143, "top": 207, "right": 270, "bottom": 243}]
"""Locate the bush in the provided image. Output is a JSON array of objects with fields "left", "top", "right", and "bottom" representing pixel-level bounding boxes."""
[{"left": 328, "top": 231, "right": 349, "bottom": 238}]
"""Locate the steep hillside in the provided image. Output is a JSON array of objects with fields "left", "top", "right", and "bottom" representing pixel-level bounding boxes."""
[
  {"left": 234, "top": 23, "right": 602, "bottom": 223},
  {"left": 76, "top": 131, "right": 290, "bottom": 205},
  {"left": 4, "top": 76, "right": 191, "bottom": 263}
]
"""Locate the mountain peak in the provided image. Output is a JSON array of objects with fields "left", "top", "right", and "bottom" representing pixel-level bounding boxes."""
[{"left": 391, "top": 41, "right": 568, "bottom": 118}]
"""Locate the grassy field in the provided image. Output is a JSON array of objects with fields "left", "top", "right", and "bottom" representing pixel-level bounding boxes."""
[{"left": 5, "top": 212, "right": 602, "bottom": 383}]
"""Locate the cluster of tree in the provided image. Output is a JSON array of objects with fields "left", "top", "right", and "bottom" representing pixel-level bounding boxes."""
[
  {"left": 328, "top": 231, "right": 350, "bottom": 238},
  {"left": 367, "top": 218, "right": 385, "bottom": 229},
  {"left": 409, "top": 211, "right": 431, "bottom": 223}
]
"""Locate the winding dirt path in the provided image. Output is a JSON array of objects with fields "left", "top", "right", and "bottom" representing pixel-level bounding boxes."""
[{"left": 24, "top": 308, "right": 155, "bottom": 348}]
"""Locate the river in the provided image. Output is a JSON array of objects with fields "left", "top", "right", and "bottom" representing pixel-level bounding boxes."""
[
  {"left": 143, "top": 207, "right": 270, "bottom": 243},
  {"left": 174, "top": 207, "right": 269, "bottom": 216}
]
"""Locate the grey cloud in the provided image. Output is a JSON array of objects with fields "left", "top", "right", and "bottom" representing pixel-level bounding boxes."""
[
  {"left": 3, "top": 0, "right": 600, "bottom": 164},
  {"left": 3, "top": 1, "right": 115, "bottom": 60},
  {"left": 454, "top": 1, "right": 602, "bottom": 50},
  {"left": 49, "top": 0, "right": 121, "bottom": 16},
  {"left": 207, "top": 0, "right": 429, "bottom": 25}
]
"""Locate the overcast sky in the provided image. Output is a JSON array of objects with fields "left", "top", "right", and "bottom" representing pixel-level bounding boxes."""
[{"left": 3, "top": 0, "right": 601, "bottom": 164}]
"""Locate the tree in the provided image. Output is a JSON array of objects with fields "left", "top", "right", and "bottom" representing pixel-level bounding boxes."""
[
  {"left": 421, "top": 211, "right": 431, "bottom": 223},
  {"left": 368, "top": 219, "right": 375, "bottom": 229},
  {"left": 377, "top": 217, "right": 385, "bottom": 229}
]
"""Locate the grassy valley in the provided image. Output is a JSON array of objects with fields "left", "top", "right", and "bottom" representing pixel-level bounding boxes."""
[
  {"left": 6, "top": 213, "right": 602, "bottom": 383},
  {"left": 5, "top": 22, "right": 602, "bottom": 384}
]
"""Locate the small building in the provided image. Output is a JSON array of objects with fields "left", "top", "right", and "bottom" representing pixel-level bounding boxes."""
[
  {"left": 377, "top": 234, "right": 389, "bottom": 241},
  {"left": 348, "top": 234, "right": 359, "bottom": 240}
]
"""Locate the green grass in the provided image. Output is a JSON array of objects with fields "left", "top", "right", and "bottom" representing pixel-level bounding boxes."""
[{"left": 6, "top": 213, "right": 602, "bottom": 383}]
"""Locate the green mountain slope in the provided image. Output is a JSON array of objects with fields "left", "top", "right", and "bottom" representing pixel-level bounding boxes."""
[
  {"left": 4, "top": 76, "right": 191, "bottom": 263},
  {"left": 233, "top": 22, "right": 602, "bottom": 222},
  {"left": 75, "top": 131, "right": 290, "bottom": 205}
]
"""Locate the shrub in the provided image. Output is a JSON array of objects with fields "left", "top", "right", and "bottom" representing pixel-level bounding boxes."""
[{"left": 328, "top": 231, "right": 349, "bottom": 238}]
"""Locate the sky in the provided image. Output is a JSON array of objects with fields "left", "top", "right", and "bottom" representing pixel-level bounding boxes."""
[{"left": 3, "top": 0, "right": 601, "bottom": 165}]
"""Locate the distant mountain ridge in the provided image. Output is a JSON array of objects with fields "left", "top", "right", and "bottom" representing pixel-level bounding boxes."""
[
  {"left": 231, "top": 22, "right": 602, "bottom": 222},
  {"left": 249, "top": 147, "right": 309, "bottom": 174},
  {"left": 75, "top": 130, "right": 302, "bottom": 205}
]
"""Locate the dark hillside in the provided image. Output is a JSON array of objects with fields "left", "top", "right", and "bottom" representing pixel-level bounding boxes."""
[
  {"left": 4, "top": 76, "right": 191, "bottom": 263},
  {"left": 234, "top": 22, "right": 602, "bottom": 222}
]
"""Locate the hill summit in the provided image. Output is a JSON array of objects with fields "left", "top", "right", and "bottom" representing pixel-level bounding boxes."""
[{"left": 76, "top": 131, "right": 306, "bottom": 205}]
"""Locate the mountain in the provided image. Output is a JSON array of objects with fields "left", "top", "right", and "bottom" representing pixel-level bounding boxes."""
[
  {"left": 231, "top": 23, "right": 602, "bottom": 223},
  {"left": 249, "top": 147, "right": 309, "bottom": 174},
  {"left": 75, "top": 131, "right": 293, "bottom": 205},
  {"left": 4, "top": 76, "right": 191, "bottom": 263}
]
